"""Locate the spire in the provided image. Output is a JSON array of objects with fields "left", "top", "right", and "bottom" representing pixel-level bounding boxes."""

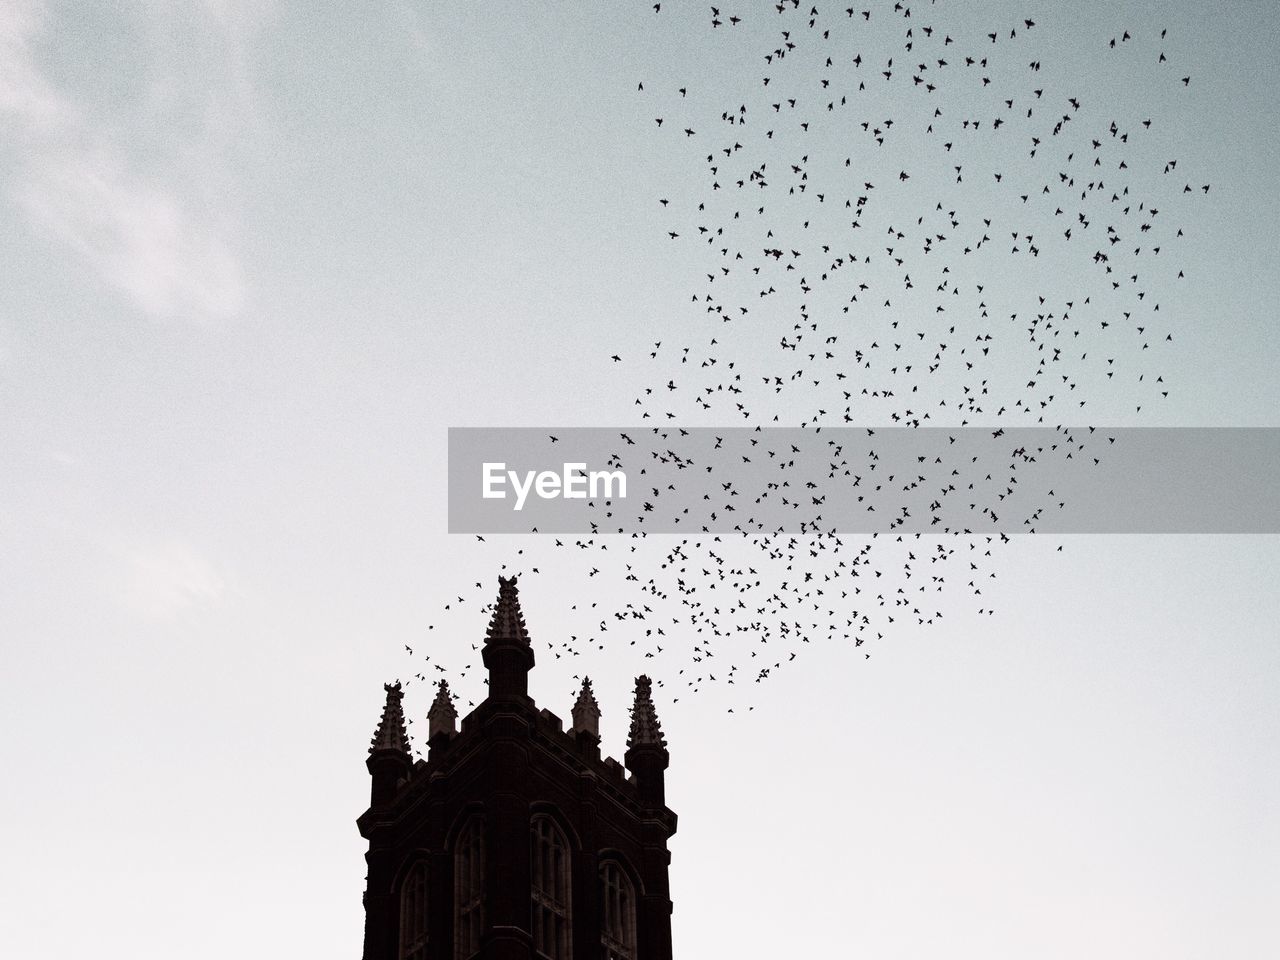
[
  {"left": 485, "top": 575, "right": 531, "bottom": 647},
  {"left": 369, "top": 681, "right": 412, "bottom": 755},
  {"left": 625, "top": 675, "right": 669, "bottom": 809},
  {"left": 571, "top": 677, "right": 601, "bottom": 738},
  {"left": 428, "top": 679, "right": 458, "bottom": 740},
  {"left": 626, "top": 675, "right": 666, "bottom": 750},
  {"left": 367, "top": 682, "right": 414, "bottom": 809},
  {"left": 481, "top": 575, "right": 535, "bottom": 699}
]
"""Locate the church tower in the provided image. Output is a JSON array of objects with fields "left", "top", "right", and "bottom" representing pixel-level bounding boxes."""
[{"left": 357, "top": 576, "right": 677, "bottom": 960}]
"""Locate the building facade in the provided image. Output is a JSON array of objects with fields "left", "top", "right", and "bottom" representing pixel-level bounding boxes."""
[{"left": 357, "top": 576, "right": 677, "bottom": 960}]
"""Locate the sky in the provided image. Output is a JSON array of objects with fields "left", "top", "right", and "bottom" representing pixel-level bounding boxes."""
[{"left": 1, "top": 2, "right": 1278, "bottom": 958}]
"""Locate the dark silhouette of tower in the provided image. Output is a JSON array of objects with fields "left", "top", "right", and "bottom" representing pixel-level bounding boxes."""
[{"left": 357, "top": 576, "right": 677, "bottom": 960}]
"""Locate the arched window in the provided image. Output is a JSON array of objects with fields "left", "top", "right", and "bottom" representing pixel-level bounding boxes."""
[
  {"left": 600, "top": 861, "right": 637, "bottom": 960},
  {"left": 454, "top": 817, "right": 485, "bottom": 960},
  {"left": 398, "top": 860, "right": 428, "bottom": 960},
  {"left": 530, "top": 815, "right": 572, "bottom": 960}
]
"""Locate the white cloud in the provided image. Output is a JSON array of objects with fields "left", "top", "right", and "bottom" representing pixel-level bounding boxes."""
[
  {"left": 117, "top": 539, "right": 228, "bottom": 621},
  {"left": 0, "top": 0, "right": 249, "bottom": 323},
  {"left": 17, "top": 151, "right": 246, "bottom": 322},
  {"left": 0, "top": 3, "right": 63, "bottom": 126}
]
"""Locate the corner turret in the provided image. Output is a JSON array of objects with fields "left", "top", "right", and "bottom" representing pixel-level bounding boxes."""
[
  {"left": 571, "top": 676, "right": 601, "bottom": 738},
  {"left": 427, "top": 678, "right": 457, "bottom": 756},
  {"left": 366, "top": 681, "right": 413, "bottom": 808},
  {"left": 571, "top": 676, "right": 602, "bottom": 759},
  {"left": 624, "top": 675, "right": 669, "bottom": 809}
]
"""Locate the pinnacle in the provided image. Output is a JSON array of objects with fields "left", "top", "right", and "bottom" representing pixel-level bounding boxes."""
[
  {"left": 428, "top": 679, "right": 458, "bottom": 739},
  {"left": 429, "top": 679, "right": 457, "bottom": 719},
  {"left": 484, "top": 575, "right": 531, "bottom": 647},
  {"left": 369, "top": 681, "right": 412, "bottom": 755},
  {"left": 572, "top": 676, "right": 601, "bottom": 737},
  {"left": 626, "top": 675, "right": 666, "bottom": 749},
  {"left": 574, "top": 677, "right": 600, "bottom": 715}
]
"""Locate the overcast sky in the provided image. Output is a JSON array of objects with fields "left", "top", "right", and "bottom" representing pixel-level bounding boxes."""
[{"left": 2, "top": 2, "right": 1277, "bottom": 958}]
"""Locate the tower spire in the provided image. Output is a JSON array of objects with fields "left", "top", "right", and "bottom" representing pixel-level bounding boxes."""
[
  {"left": 625, "top": 675, "right": 669, "bottom": 809},
  {"left": 428, "top": 679, "right": 458, "bottom": 740},
  {"left": 626, "top": 675, "right": 665, "bottom": 749},
  {"left": 369, "top": 681, "right": 412, "bottom": 755},
  {"left": 571, "top": 676, "right": 601, "bottom": 739},
  {"left": 485, "top": 574, "right": 531, "bottom": 647},
  {"left": 367, "top": 681, "right": 413, "bottom": 809},
  {"left": 481, "top": 575, "right": 535, "bottom": 699}
]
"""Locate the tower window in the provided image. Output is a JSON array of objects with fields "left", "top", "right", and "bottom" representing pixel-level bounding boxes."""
[
  {"left": 530, "top": 815, "right": 572, "bottom": 960},
  {"left": 398, "top": 860, "right": 428, "bottom": 960},
  {"left": 454, "top": 817, "right": 485, "bottom": 960},
  {"left": 600, "top": 861, "right": 637, "bottom": 960}
]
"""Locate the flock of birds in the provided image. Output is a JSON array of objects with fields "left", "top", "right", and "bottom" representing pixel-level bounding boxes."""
[{"left": 398, "top": 1, "right": 1211, "bottom": 731}]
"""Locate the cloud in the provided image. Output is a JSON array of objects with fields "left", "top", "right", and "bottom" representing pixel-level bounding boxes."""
[
  {"left": 118, "top": 539, "right": 228, "bottom": 621},
  {"left": 16, "top": 150, "right": 246, "bottom": 322},
  {"left": 0, "top": 3, "right": 64, "bottom": 125},
  {"left": 0, "top": 0, "right": 249, "bottom": 323}
]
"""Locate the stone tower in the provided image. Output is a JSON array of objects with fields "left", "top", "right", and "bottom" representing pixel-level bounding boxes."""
[{"left": 357, "top": 576, "right": 677, "bottom": 960}]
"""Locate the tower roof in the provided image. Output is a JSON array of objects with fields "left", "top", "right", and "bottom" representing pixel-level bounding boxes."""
[
  {"left": 369, "top": 681, "right": 412, "bottom": 755},
  {"left": 626, "top": 675, "right": 666, "bottom": 749},
  {"left": 484, "top": 575, "right": 531, "bottom": 647},
  {"left": 573, "top": 677, "right": 600, "bottom": 718},
  {"left": 572, "top": 676, "right": 601, "bottom": 737},
  {"left": 428, "top": 679, "right": 457, "bottom": 722},
  {"left": 428, "top": 678, "right": 458, "bottom": 739}
]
